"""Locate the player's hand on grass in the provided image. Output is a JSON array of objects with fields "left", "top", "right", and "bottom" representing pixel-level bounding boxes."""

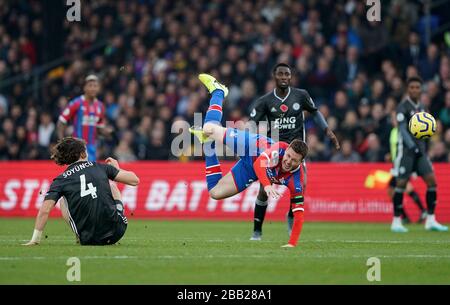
[
  {"left": 106, "top": 157, "right": 120, "bottom": 170},
  {"left": 264, "top": 185, "right": 281, "bottom": 199},
  {"left": 281, "top": 244, "right": 295, "bottom": 248}
]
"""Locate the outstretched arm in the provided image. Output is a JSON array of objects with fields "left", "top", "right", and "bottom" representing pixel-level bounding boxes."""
[
  {"left": 105, "top": 157, "right": 140, "bottom": 186},
  {"left": 56, "top": 120, "right": 67, "bottom": 140},
  {"left": 312, "top": 111, "right": 340, "bottom": 150},
  {"left": 302, "top": 90, "right": 340, "bottom": 150},
  {"left": 23, "top": 200, "right": 55, "bottom": 246},
  {"left": 96, "top": 104, "right": 113, "bottom": 137},
  {"left": 57, "top": 99, "right": 81, "bottom": 139},
  {"left": 97, "top": 125, "right": 113, "bottom": 137},
  {"left": 398, "top": 117, "right": 420, "bottom": 152},
  {"left": 253, "top": 147, "right": 282, "bottom": 199}
]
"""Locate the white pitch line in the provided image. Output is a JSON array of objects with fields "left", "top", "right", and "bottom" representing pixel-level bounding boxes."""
[
  {"left": 2, "top": 238, "right": 449, "bottom": 243},
  {"left": 1, "top": 254, "right": 450, "bottom": 261},
  {"left": 0, "top": 256, "right": 138, "bottom": 261},
  {"left": 312, "top": 239, "right": 450, "bottom": 244}
]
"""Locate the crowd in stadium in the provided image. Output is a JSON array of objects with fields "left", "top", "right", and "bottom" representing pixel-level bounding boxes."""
[{"left": 0, "top": 0, "right": 450, "bottom": 163}]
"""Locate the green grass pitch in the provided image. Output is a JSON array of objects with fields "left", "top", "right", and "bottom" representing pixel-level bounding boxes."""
[{"left": 0, "top": 218, "right": 449, "bottom": 284}]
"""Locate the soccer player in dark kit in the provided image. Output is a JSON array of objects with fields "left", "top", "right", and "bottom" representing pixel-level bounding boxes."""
[
  {"left": 248, "top": 63, "right": 340, "bottom": 240},
  {"left": 391, "top": 76, "right": 447, "bottom": 232},
  {"left": 23, "top": 137, "right": 140, "bottom": 246}
]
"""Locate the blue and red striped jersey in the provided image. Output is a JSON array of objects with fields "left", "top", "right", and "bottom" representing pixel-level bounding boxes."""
[{"left": 58, "top": 95, "right": 105, "bottom": 146}]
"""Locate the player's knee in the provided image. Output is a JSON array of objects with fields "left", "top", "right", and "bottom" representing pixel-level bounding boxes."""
[
  {"left": 424, "top": 175, "right": 437, "bottom": 188},
  {"left": 209, "top": 188, "right": 225, "bottom": 200},
  {"left": 257, "top": 187, "right": 268, "bottom": 202},
  {"left": 396, "top": 179, "right": 408, "bottom": 188},
  {"left": 427, "top": 182, "right": 437, "bottom": 189}
]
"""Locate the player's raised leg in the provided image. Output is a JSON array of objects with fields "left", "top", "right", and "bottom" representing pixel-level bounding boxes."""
[
  {"left": 190, "top": 74, "right": 239, "bottom": 200},
  {"left": 209, "top": 171, "right": 239, "bottom": 200}
]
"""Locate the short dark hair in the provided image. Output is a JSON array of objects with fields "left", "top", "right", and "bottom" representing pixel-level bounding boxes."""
[
  {"left": 51, "top": 137, "right": 86, "bottom": 165},
  {"left": 272, "top": 63, "right": 291, "bottom": 74},
  {"left": 407, "top": 76, "right": 423, "bottom": 85},
  {"left": 289, "top": 139, "right": 308, "bottom": 159}
]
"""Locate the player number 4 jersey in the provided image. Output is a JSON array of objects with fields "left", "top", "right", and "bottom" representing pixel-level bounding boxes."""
[{"left": 44, "top": 161, "right": 120, "bottom": 242}]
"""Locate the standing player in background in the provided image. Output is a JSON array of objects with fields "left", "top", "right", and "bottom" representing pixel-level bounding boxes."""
[
  {"left": 23, "top": 137, "right": 140, "bottom": 246},
  {"left": 57, "top": 75, "right": 112, "bottom": 161},
  {"left": 388, "top": 116, "right": 427, "bottom": 224},
  {"left": 248, "top": 63, "right": 340, "bottom": 240},
  {"left": 391, "top": 76, "right": 448, "bottom": 232},
  {"left": 190, "top": 73, "right": 308, "bottom": 247}
]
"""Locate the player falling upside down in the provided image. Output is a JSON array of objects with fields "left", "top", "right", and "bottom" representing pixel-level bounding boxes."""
[
  {"left": 248, "top": 63, "right": 340, "bottom": 241},
  {"left": 190, "top": 74, "right": 308, "bottom": 247}
]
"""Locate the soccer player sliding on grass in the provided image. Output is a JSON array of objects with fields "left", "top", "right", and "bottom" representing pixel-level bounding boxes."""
[
  {"left": 23, "top": 137, "right": 140, "bottom": 246},
  {"left": 190, "top": 74, "right": 308, "bottom": 247}
]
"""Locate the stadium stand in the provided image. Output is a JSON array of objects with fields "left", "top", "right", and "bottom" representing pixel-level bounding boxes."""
[{"left": 0, "top": 0, "right": 449, "bottom": 162}]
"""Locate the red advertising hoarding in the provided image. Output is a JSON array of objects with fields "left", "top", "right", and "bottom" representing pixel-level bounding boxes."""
[{"left": 1, "top": 162, "right": 449, "bottom": 222}]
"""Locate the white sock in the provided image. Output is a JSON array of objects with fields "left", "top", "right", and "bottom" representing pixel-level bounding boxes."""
[
  {"left": 392, "top": 217, "right": 402, "bottom": 226},
  {"left": 426, "top": 214, "right": 436, "bottom": 223}
]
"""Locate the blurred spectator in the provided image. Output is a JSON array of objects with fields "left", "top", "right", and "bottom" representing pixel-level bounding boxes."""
[
  {"left": 331, "top": 139, "right": 361, "bottom": 162},
  {"left": 340, "top": 110, "right": 360, "bottom": 143},
  {"left": 38, "top": 113, "right": 55, "bottom": 148},
  {"left": 439, "top": 91, "right": 450, "bottom": 130},
  {"left": 306, "top": 133, "right": 329, "bottom": 162},
  {"left": 332, "top": 90, "right": 351, "bottom": 122},
  {"left": 114, "top": 131, "right": 137, "bottom": 162},
  {"left": 419, "top": 44, "right": 440, "bottom": 81},
  {"left": 363, "top": 133, "right": 384, "bottom": 162},
  {"left": 402, "top": 31, "right": 424, "bottom": 68},
  {"left": 429, "top": 141, "right": 448, "bottom": 162},
  {"left": 336, "top": 46, "right": 363, "bottom": 87}
]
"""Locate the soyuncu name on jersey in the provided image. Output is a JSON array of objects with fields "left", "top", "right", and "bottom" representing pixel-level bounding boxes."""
[
  {"left": 63, "top": 162, "right": 95, "bottom": 178},
  {"left": 274, "top": 117, "right": 296, "bottom": 129}
]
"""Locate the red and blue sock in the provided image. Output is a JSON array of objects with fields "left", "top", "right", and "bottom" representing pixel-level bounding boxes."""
[
  {"left": 204, "top": 90, "right": 224, "bottom": 125},
  {"left": 204, "top": 90, "right": 224, "bottom": 191}
]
